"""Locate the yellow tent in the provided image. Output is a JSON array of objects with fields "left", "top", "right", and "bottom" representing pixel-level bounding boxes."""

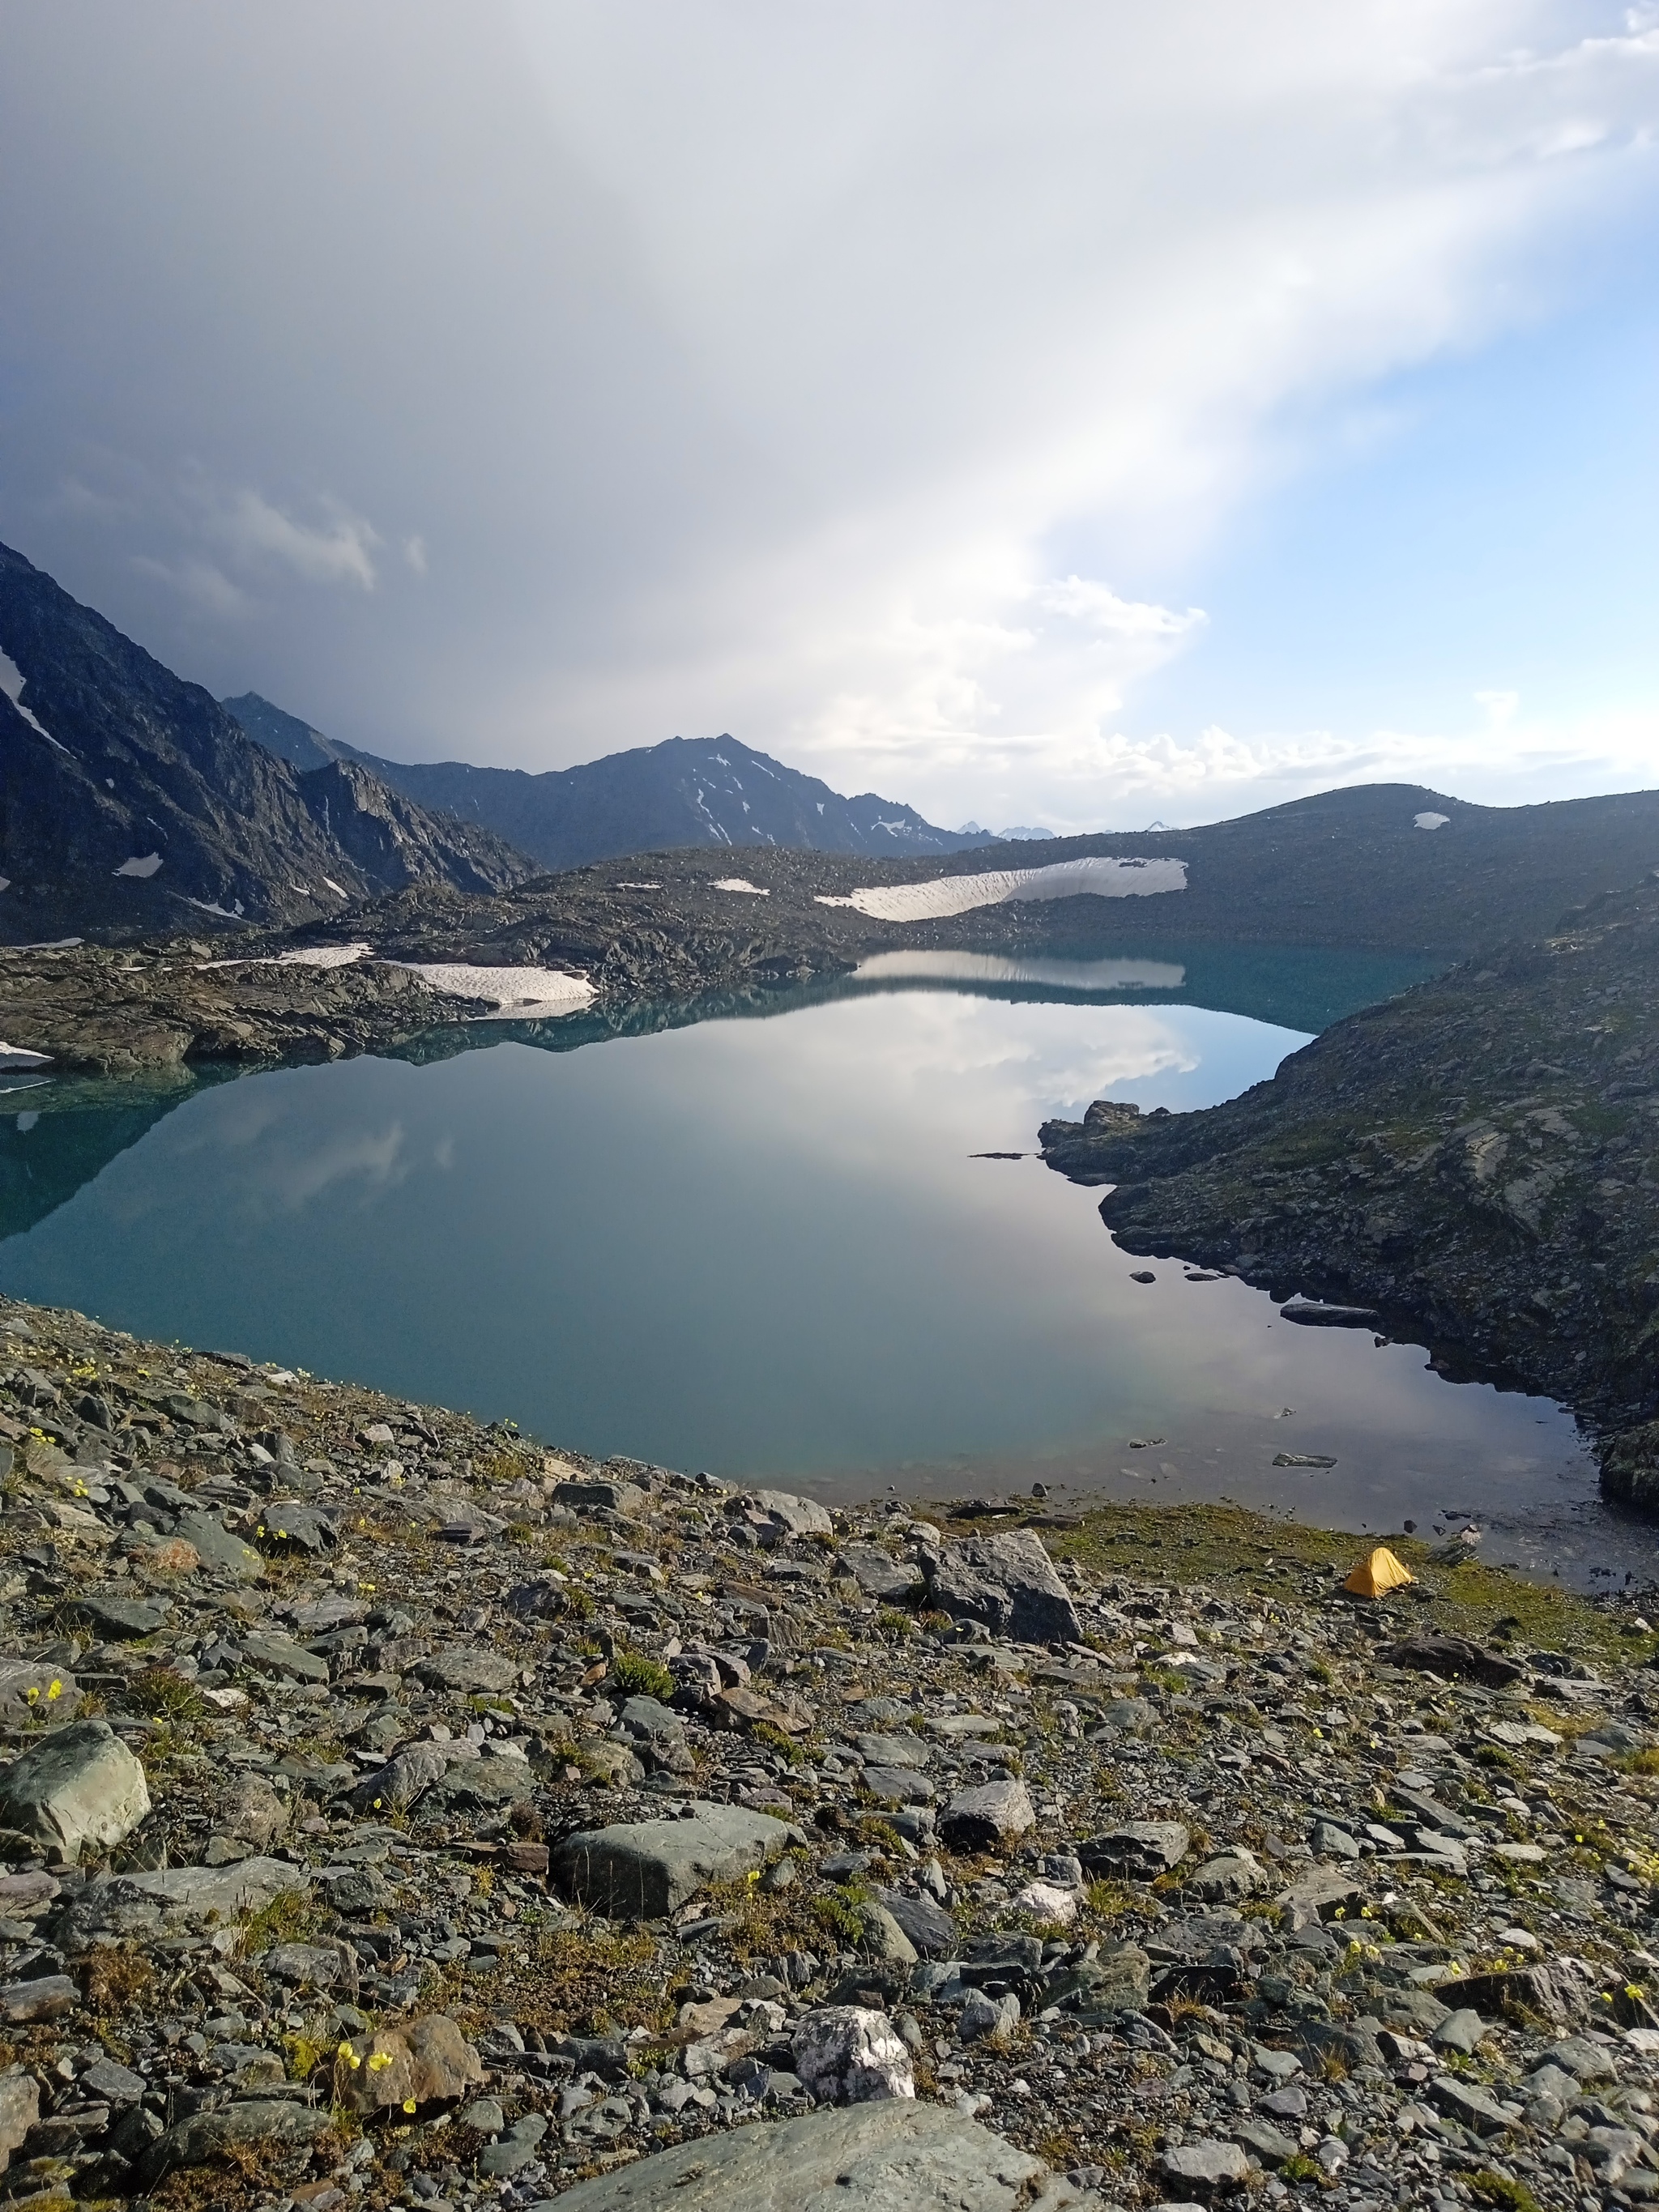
[{"left": 1344, "top": 1546, "right": 1416, "bottom": 1599}]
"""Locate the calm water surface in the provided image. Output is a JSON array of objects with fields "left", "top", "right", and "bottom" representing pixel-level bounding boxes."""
[{"left": 0, "top": 948, "right": 1625, "bottom": 1582}]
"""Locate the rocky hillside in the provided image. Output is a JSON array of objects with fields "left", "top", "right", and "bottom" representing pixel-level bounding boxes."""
[
  {"left": 223, "top": 695, "right": 989, "bottom": 870},
  {"left": 0, "top": 543, "right": 539, "bottom": 944},
  {"left": 1039, "top": 873, "right": 1659, "bottom": 1509},
  {"left": 0, "top": 1288, "right": 1652, "bottom": 2212}
]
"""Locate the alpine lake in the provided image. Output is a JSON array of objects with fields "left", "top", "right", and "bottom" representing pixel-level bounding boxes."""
[{"left": 0, "top": 940, "right": 1634, "bottom": 1586}]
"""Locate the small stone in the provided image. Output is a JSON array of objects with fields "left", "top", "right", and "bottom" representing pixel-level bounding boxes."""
[{"left": 459, "top": 2096, "right": 505, "bottom": 2136}]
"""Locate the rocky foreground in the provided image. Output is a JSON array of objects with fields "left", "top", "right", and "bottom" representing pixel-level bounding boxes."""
[
  {"left": 1041, "top": 873, "right": 1659, "bottom": 1515},
  {"left": 0, "top": 1300, "right": 1650, "bottom": 2210}
]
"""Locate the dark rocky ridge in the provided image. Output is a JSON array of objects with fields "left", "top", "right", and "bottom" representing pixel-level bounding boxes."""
[
  {"left": 1038, "top": 872, "right": 1659, "bottom": 1512},
  {"left": 0, "top": 542, "right": 539, "bottom": 943},
  {"left": 223, "top": 693, "right": 991, "bottom": 868}
]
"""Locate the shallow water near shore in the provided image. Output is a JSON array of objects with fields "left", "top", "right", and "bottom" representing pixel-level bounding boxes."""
[{"left": 0, "top": 946, "right": 1631, "bottom": 1586}]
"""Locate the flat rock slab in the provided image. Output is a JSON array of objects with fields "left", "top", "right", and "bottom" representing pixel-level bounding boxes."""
[
  {"left": 142, "top": 2094, "right": 333, "bottom": 2180},
  {"left": 0, "top": 1718, "right": 151, "bottom": 1863},
  {"left": 555, "top": 1801, "right": 791, "bottom": 1918},
  {"left": 412, "top": 1647, "right": 519, "bottom": 1694},
  {"left": 548, "top": 2101, "right": 1048, "bottom": 2212},
  {"left": 62, "top": 1592, "right": 172, "bottom": 1640}
]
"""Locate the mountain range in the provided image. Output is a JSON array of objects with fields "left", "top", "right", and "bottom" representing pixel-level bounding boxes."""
[
  {"left": 0, "top": 541, "right": 537, "bottom": 943},
  {"left": 220, "top": 692, "right": 992, "bottom": 872}
]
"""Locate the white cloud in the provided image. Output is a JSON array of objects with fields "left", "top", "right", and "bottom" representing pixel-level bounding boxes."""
[
  {"left": 2, "top": 4, "right": 1656, "bottom": 802},
  {"left": 211, "top": 489, "right": 380, "bottom": 590},
  {"left": 1475, "top": 689, "right": 1521, "bottom": 726}
]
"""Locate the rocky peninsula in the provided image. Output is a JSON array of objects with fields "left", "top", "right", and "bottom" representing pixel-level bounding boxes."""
[
  {"left": 1041, "top": 874, "right": 1659, "bottom": 1518},
  {"left": 0, "top": 1293, "right": 1650, "bottom": 2210}
]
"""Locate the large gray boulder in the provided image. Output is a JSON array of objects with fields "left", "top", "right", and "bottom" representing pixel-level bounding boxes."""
[
  {"left": 547, "top": 2101, "right": 1055, "bottom": 2210},
  {"left": 555, "top": 1801, "right": 791, "bottom": 1917},
  {"left": 743, "top": 1489, "right": 834, "bottom": 1541},
  {"left": 0, "top": 1719, "right": 150, "bottom": 1863},
  {"left": 923, "top": 1531, "right": 1080, "bottom": 1645}
]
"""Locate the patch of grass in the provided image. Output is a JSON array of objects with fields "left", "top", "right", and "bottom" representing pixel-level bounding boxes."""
[
  {"left": 1279, "top": 2153, "right": 1323, "bottom": 2184},
  {"left": 1047, "top": 1499, "right": 1645, "bottom": 1671},
  {"left": 610, "top": 1649, "right": 675, "bottom": 1701},
  {"left": 876, "top": 1609, "right": 915, "bottom": 1642},
  {"left": 122, "top": 1666, "right": 208, "bottom": 1724},
  {"left": 1469, "top": 2174, "right": 1540, "bottom": 2212},
  {"left": 240, "top": 1886, "right": 326, "bottom": 1954},
  {"left": 82, "top": 1945, "right": 155, "bottom": 2018},
  {"left": 1624, "top": 1748, "right": 1659, "bottom": 1775}
]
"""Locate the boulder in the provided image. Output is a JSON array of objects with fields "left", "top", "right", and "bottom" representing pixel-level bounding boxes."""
[
  {"left": 0, "top": 1974, "right": 76, "bottom": 2022},
  {"left": 545, "top": 2100, "right": 1047, "bottom": 2211},
  {"left": 250, "top": 1499, "right": 335, "bottom": 1554},
  {"left": 1079, "top": 1822, "right": 1191, "bottom": 1879},
  {"left": 57, "top": 1856, "right": 308, "bottom": 1945},
  {"left": 1382, "top": 1633, "right": 1525, "bottom": 1690},
  {"left": 1159, "top": 2139, "right": 1251, "bottom": 2192},
  {"left": 923, "top": 1530, "right": 1081, "bottom": 1645},
  {"left": 554, "top": 1801, "right": 791, "bottom": 1917},
  {"left": 337, "top": 2014, "right": 484, "bottom": 2113},
  {"left": 175, "top": 1511, "right": 265, "bottom": 1581},
  {"left": 938, "top": 1779, "right": 1035, "bottom": 1853},
  {"left": 61, "top": 1592, "right": 172, "bottom": 1640},
  {"left": 876, "top": 1887, "right": 957, "bottom": 1958},
  {"left": 141, "top": 2095, "right": 333, "bottom": 2180},
  {"left": 743, "top": 1489, "right": 834, "bottom": 1541},
  {"left": 0, "top": 2069, "right": 36, "bottom": 2174},
  {"left": 791, "top": 2006, "right": 915, "bottom": 2103},
  {"left": 0, "top": 1660, "right": 80, "bottom": 1722},
  {"left": 0, "top": 1719, "right": 151, "bottom": 1863},
  {"left": 552, "top": 1478, "right": 646, "bottom": 1516},
  {"left": 349, "top": 1741, "right": 451, "bottom": 1814},
  {"left": 842, "top": 1545, "right": 923, "bottom": 1603},
  {"left": 1186, "top": 1851, "right": 1267, "bottom": 1904}
]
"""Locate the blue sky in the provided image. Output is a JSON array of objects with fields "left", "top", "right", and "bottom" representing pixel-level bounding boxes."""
[
  {"left": 1, "top": 2, "right": 1656, "bottom": 831},
  {"left": 1131, "top": 262, "right": 1659, "bottom": 797}
]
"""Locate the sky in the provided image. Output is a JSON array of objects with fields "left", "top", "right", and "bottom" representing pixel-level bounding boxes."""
[{"left": 2, "top": 2, "right": 1657, "bottom": 834}]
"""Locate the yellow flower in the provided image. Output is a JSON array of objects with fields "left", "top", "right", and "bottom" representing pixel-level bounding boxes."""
[
  {"left": 368, "top": 2051, "right": 393, "bottom": 2072},
  {"left": 46, "top": 1681, "right": 60, "bottom": 1700},
  {"left": 403, "top": 2099, "right": 417, "bottom": 2115},
  {"left": 24, "top": 1687, "right": 37, "bottom": 1703}
]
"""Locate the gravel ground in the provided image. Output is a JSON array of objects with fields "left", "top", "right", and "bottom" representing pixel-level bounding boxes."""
[{"left": 0, "top": 1292, "right": 1653, "bottom": 2212}]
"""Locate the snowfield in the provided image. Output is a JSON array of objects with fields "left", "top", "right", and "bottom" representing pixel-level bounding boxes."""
[
  {"left": 390, "top": 961, "right": 595, "bottom": 1016},
  {"left": 816, "top": 854, "right": 1187, "bottom": 921}
]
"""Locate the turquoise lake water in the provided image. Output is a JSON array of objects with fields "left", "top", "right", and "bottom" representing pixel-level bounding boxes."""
[{"left": 0, "top": 945, "right": 1622, "bottom": 1581}]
